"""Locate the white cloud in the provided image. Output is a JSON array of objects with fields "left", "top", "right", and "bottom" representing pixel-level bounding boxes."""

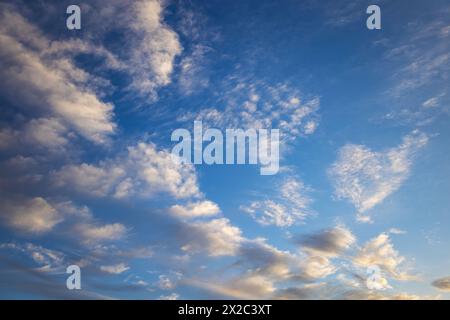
[
  {"left": 169, "top": 200, "right": 220, "bottom": 219},
  {"left": 182, "top": 81, "right": 320, "bottom": 145},
  {"left": 353, "top": 233, "right": 414, "bottom": 281},
  {"left": 23, "top": 118, "right": 69, "bottom": 149},
  {"left": 0, "top": 197, "right": 62, "bottom": 234},
  {"left": 329, "top": 131, "right": 428, "bottom": 221},
  {"left": 0, "top": 242, "right": 65, "bottom": 272},
  {"left": 53, "top": 142, "right": 200, "bottom": 200},
  {"left": 388, "top": 228, "right": 407, "bottom": 235},
  {"left": 126, "top": 0, "right": 182, "bottom": 98},
  {"left": 0, "top": 8, "right": 116, "bottom": 145},
  {"left": 296, "top": 225, "right": 356, "bottom": 280},
  {"left": 301, "top": 255, "right": 337, "bottom": 279},
  {"left": 0, "top": 118, "right": 71, "bottom": 153},
  {"left": 0, "top": 196, "right": 128, "bottom": 246},
  {"left": 100, "top": 263, "right": 130, "bottom": 274},
  {"left": 75, "top": 222, "right": 127, "bottom": 244},
  {"left": 178, "top": 44, "right": 211, "bottom": 95},
  {"left": 158, "top": 293, "right": 179, "bottom": 300},
  {"left": 181, "top": 218, "right": 243, "bottom": 257},
  {"left": 242, "top": 178, "right": 313, "bottom": 227},
  {"left": 237, "top": 239, "right": 295, "bottom": 279},
  {"left": 187, "top": 274, "right": 275, "bottom": 299},
  {"left": 157, "top": 274, "right": 182, "bottom": 290},
  {"left": 422, "top": 96, "right": 440, "bottom": 108}
]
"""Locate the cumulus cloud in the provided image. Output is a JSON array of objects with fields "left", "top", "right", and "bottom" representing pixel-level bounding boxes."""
[
  {"left": 0, "top": 118, "right": 71, "bottom": 154},
  {"left": 329, "top": 131, "right": 428, "bottom": 222},
  {"left": 237, "top": 239, "right": 295, "bottom": 279},
  {"left": 0, "top": 194, "right": 127, "bottom": 245},
  {"left": 0, "top": 0, "right": 184, "bottom": 152},
  {"left": 353, "top": 233, "right": 414, "bottom": 281},
  {"left": 343, "top": 290, "right": 440, "bottom": 300},
  {"left": 179, "top": 224, "right": 422, "bottom": 299},
  {"left": 0, "top": 197, "right": 62, "bottom": 234},
  {"left": 187, "top": 274, "right": 275, "bottom": 299},
  {"left": 169, "top": 200, "right": 220, "bottom": 219},
  {"left": 242, "top": 178, "right": 313, "bottom": 227},
  {"left": 300, "top": 256, "right": 337, "bottom": 280},
  {"left": 0, "top": 7, "right": 116, "bottom": 145},
  {"left": 298, "top": 225, "right": 356, "bottom": 257},
  {"left": 181, "top": 218, "right": 243, "bottom": 257},
  {"left": 53, "top": 142, "right": 200, "bottom": 200},
  {"left": 75, "top": 223, "right": 127, "bottom": 244},
  {"left": 294, "top": 225, "right": 356, "bottom": 280},
  {"left": 22, "top": 118, "right": 70, "bottom": 150}
]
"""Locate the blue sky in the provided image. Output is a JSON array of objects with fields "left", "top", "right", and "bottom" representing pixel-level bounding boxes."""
[{"left": 0, "top": 0, "right": 449, "bottom": 299}]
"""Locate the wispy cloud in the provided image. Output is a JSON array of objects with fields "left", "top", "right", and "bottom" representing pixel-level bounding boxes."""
[
  {"left": 100, "top": 263, "right": 130, "bottom": 274},
  {"left": 241, "top": 177, "right": 313, "bottom": 227},
  {"left": 329, "top": 130, "right": 428, "bottom": 222}
]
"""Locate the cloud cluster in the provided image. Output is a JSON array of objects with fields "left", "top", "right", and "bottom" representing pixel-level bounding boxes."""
[
  {"left": 180, "top": 81, "right": 320, "bottom": 145},
  {"left": 183, "top": 224, "right": 421, "bottom": 299},
  {"left": 0, "top": 196, "right": 127, "bottom": 247},
  {"left": 297, "top": 226, "right": 355, "bottom": 281},
  {"left": 53, "top": 142, "right": 200, "bottom": 200},
  {"left": 125, "top": 0, "right": 182, "bottom": 98},
  {"left": 0, "top": 242, "right": 65, "bottom": 272},
  {"left": 0, "top": 6, "right": 116, "bottom": 145},
  {"left": 329, "top": 130, "right": 428, "bottom": 222},
  {"left": 353, "top": 233, "right": 415, "bottom": 281},
  {"left": 181, "top": 218, "right": 243, "bottom": 257},
  {"left": 241, "top": 178, "right": 313, "bottom": 227}
]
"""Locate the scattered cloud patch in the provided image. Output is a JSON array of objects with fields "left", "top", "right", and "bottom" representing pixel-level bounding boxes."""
[
  {"left": 329, "top": 131, "right": 428, "bottom": 222},
  {"left": 100, "top": 263, "right": 130, "bottom": 274}
]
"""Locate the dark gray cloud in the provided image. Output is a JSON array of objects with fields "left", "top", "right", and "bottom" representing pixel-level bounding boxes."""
[
  {"left": 432, "top": 276, "right": 450, "bottom": 291},
  {"left": 296, "top": 226, "right": 355, "bottom": 257}
]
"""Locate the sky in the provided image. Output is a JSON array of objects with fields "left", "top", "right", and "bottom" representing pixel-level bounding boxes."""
[{"left": 0, "top": 0, "right": 449, "bottom": 300}]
